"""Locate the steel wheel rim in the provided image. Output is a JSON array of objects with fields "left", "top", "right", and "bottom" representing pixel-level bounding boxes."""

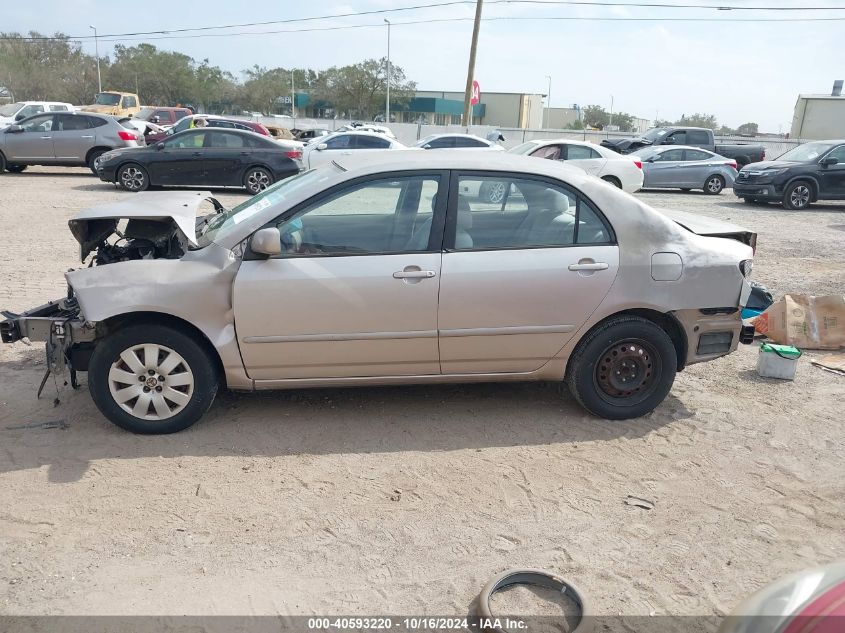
[
  {"left": 488, "top": 182, "right": 506, "bottom": 203},
  {"left": 790, "top": 185, "right": 810, "bottom": 208},
  {"left": 594, "top": 338, "right": 662, "bottom": 407},
  {"left": 108, "top": 343, "right": 194, "bottom": 420},
  {"left": 707, "top": 177, "right": 723, "bottom": 193},
  {"left": 120, "top": 166, "right": 145, "bottom": 190},
  {"left": 247, "top": 170, "right": 270, "bottom": 192}
]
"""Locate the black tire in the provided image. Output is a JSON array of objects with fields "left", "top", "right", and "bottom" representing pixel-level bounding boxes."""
[
  {"left": 87, "top": 149, "right": 107, "bottom": 175},
  {"left": 244, "top": 166, "right": 273, "bottom": 195},
  {"left": 601, "top": 175, "right": 622, "bottom": 189},
  {"left": 117, "top": 163, "right": 150, "bottom": 192},
  {"left": 680, "top": 188, "right": 691, "bottom": 192},
  {"left": 703, "top": 174, "right": 725, "bottom": 195},
  {"left": 783, "top": 180, "right": 813, "bottom": 210},
  {"left": 478, "top": 180, "right": 508, "bottom": 204},
  {"left": 6, "top": 164, "right": 27, "bottom": 173},
  {"left": 0, "top": 152, "right": 6, "bottom": 173},
  {"left": 742, "top": 197, "right": 767, "bottom": 205},
  {"left": 566, "top": 316, "right": 677, "bottom": 420},
  {"left": 87, "top": 324, "right": 219, "bottom": 434}
]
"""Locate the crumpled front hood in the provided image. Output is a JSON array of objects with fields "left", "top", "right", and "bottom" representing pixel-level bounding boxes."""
[{"left": 68, "top": 190, "right": 211, "bottom": 261}]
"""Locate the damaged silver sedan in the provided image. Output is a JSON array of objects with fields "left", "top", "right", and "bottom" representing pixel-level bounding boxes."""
[{"left": 1, "top": 153, "right": 756, "bottom": 433}]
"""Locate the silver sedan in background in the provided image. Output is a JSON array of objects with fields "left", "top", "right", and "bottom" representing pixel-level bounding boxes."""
[{"left": 632, "top": 145, "right": 738, "bottom": 194}]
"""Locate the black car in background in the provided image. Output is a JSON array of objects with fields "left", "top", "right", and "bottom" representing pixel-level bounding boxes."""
[
  {"left": 733, "top": 140, "right": 845, "bottom": 209},
  {"left": 95, "top": 128, "right": 299, "bottom": 195}
]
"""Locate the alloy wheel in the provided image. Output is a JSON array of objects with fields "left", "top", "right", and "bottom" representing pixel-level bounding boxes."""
[
  {"left": 107, "top": 344, "right": 194, "bottom": 420},
  {"left": 120, "top": 166, "right": 146, "bottom": 191},
  {"left": 246, "top": 169, "right": 271, "bottom": 193},
  {"left": 790, "top": 185, "right": 811, "bottom": 209},
  {"left": 594, "top": 339, "right": 662, "bottom": 406},
  {"left": 706, "top": 176, "right": 724, "bottom": 193},
  {"left": 487, "top": 181, "right": 507, "bottom": 204}
]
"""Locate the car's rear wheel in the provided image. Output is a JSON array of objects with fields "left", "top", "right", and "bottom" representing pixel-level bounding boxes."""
[
  {"left": 87, "top": 149, "right": 106, "bottom": 175},
  {"left": 6, "top": 165, "right": 27, "bottom": 173},
  {"left": 566, "top": 316, "right": 677, "bottom": 420},
  {"left": 783, "top": 181, "right": 812, "bottom": 210},
  {"left": 244, "top": 167, "right": 273, "bottom": 195},
  {"left": 601, "top": 175, "right": 622, "bottom": 189},
  {"left": 0, "top": 152, "right": 6, "bottom": 173},
  {"left": 704, "top": 174, "right": 725, "bottom": 195},
  {"left": 118, "top": 163, "right": 149, "bottom": 192},
  {"left": 88, "top": 324, "right": 219, "bottom": 434},
  {"left": 479, "top": 181, "right": 507, "bottom": 204}
]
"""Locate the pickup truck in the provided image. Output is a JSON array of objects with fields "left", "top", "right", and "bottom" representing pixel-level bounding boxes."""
[
  {"left": 601, "top": 127, "right": 765, "bottom": 166},
  {"left": 80, "top": 91, "right": 142, "bottom": 117}
]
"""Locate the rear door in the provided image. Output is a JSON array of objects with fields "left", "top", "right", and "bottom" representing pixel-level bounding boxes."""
[
  {"left": 2, "top": 114, "right": 55, "bottom": 161},
  {"left": 563, "top": 144, "right": 607, "bottom": 175},
  {"left": 233, "top": 172, "right": 447, "bottom": 380},
  {"left": 438, "top": 173, "right": 619, "bottom": 374},
  {"left": 52, "top": 114, "right": 94, "bottom": 162},
  {"left": 679, "top": 148, "right": 717, "bottom": 187}
]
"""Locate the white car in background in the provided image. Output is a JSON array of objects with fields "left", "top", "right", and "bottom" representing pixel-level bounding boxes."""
[
  {"left": 510, "top": 139, "right": 644, "bottom": 193},
  {"left": 302, "top": 130, "right": 406, "bottom": 169},
  {"left": 413, "top": 133, "right": 504, "bottom": 151},
  {"left": 0, "top": 101, "right": 75, "bottom": 128},
  {"left": 337, "top": 123, "right": 397, "bottom": 138}
]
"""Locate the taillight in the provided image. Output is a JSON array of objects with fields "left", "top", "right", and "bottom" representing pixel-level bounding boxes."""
[
  {"left": 286, "top": 150, "right": 302, "bottom": 160},
  {"left": 728, "top": 160, "right": 737, "bottom": 170},
  {"left": 633, "top": 160, "right": 642, "bottom": 169},
  {"left": 761, "top": 148, "right": 765, "bottom": 160},
  {"left": 118, "top": 130, "right": 137, "bottom": 141}
]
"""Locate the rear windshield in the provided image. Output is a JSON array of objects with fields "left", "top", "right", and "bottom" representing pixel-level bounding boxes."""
[{"left": 0, "top": 102, "right": 23, "bottom": 116}]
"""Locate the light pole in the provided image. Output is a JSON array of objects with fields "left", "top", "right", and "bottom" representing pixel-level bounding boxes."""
[
  {"left": 291, "top": 71, "right": 296, "bottom": 126},
  {"left": 384, "top": 19, "right": 391, "bottom": 123},
  {"left": 609, "top": 94, "right": 614, "bottom": 130},
  {"left": 89, "top": 25, "right": 102, "bottom": 93},
  {"left": 544, "top": 75, "right": 551, "bottom": 129}
]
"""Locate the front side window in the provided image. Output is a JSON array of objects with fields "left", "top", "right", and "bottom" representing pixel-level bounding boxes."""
[
  {"left": 20, "top": 105, "right": 44, "bottom": 118},
  {"left": 270, "top": 175, "right": 441, "bottom": 256},
  {"left": 325, "top": 134, "right": 351, "bottom": 149},
  {"left": 18, "top": 114, "right": 53, "bottom": 133},
  {"left": 165, "top": 131, "right": 206, "bottom": 149},
  {"left": 824, "top": 145, "right": 845, "bottom": 163},
  {"left": 122, "top": 96, "right": 137, "bottom": 108},
  {"left": 451, "top": 175, "right": 612, "bottom": 250},
  {"left": 566, "top": 145, "right": 600, "bottom": 160},
  {"left": 665, "top": 131, "right": 686, "bottom": 145}
]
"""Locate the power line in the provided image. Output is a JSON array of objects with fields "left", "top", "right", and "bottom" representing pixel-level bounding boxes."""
[{"left": 2, "top": 0, "right": 845, "bottom": 41}]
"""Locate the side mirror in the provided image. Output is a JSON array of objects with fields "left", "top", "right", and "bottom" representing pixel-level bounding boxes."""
[
  {"left": 316, "top": 143, "right": 328, "bottom": 151},
  {"left": 151, "top": 116, "right": 160, "bottom": 124},
  {"left": 423, "top": 144, "right": 432, "bottom": 149},
  {"left": 663, "top": 137, "right": 674, "bottom": 145},
  {"left": 155, "top": 142, "right": 165, "bottom": 151},
  {"left": 6, "top": 124, "right": 23, "bottom": 133},
  {"left": 820, "top": 156, "right": 839, "bottom": 167},
  {"left": 645, "top": 156, "right": 656, "bottom": 163},
  {"left": 250, "top": 227, "right": 281, "bottom": 257},
  {"left": 14, "top": 114, "right": 25, "bottom": 121}
]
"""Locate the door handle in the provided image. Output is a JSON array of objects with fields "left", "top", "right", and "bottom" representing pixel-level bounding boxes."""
[
  {"left": 393, "top": 270, "right": 436, "bottom": 279},
  {"left": 80, "top": 135, "right": 94, "bottom": 139},
  {"left": 192, "top": 151, "right": 202, "bottom": 157},
  {"left": 40, "top": 136, "right": 52, "bottom": 139},
  {"left": 568, "top": 262, "right": 609, "bottom": 271}
]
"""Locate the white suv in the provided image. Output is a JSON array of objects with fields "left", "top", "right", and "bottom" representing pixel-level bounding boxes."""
[{"left": 0, "top": 101, "right": 75, "bottom": 128}]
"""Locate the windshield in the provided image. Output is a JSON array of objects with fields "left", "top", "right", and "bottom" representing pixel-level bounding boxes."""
[
  {"left": 414, "top": 135, "right": 437, "bottom": 147},
  {"left": 776, "top": 142, "right": 836, "bottom": 163},
  {"left": 94, "top": 93, "right": 121, "bottom": 106},
  {"left": 641, "top": 128, "right": 669, "bottom": 142},
  {"left": 0, "top": 102, "right": 23, "bottom": 117},
  {"left": 196, "top": 169, "right": 336, "bottom": 247},
  {"left": 509, "top": 141, "right": 540, "bottom": 155}
]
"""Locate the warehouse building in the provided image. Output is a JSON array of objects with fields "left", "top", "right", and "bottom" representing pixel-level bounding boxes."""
[
  {"left": 402, "top": 91, "right": 545, "bottom": 128},
  {"left": 791, "top": 81, "right": 845, "bottom": 140}
]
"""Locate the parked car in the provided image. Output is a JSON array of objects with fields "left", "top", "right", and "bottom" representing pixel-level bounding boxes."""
[
  {"left": 509, "top": 139, "right": 644, "bottom": 193},
  {"left": 0, "top": 101, "right": 74, "bottom": 128},
  {"left": 293, "top": 128, "right": 330, "bottom": 141},
  {"left": 0, "top": 112, "right": 143, "bottom": 174},
  {"left": 413, "top": 133, "right": 504, "bottom": 151},
  {"left": 94, "top": 128, "right": 299, "bottom": 194},
  {"left": 733, "top": 140, "right": 845, "bottom": 210},
  {"left": 133, "top": 107, "right": 192, "bottom": 128},
  {"left": 631, "top": 146, "right": 738, "bottom": 194},
  {"left": 0, "top": 152, "right": 757, "bottom": 434},
  {"left": 80, "top": 92, "right": 142, "bottom": 117},
  {"left": 146, "top": 115, "right": 270, "bottom": 143},
  {"left": 301, "top": 130, "right": 406, "bottom": 169},
  {"left": 338, "top": 122, "right": 397, "bottom": 138},
  {"left": 602, "top": 126, "right": 765, "bottom": 167}
]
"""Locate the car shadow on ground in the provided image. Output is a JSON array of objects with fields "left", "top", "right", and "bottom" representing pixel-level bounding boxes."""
[
  {"left": 0, "top": 364, "right": 690, "bottom": 482},
  {"left": 715, "top": 199, "right": 845, "bottom": 213},
  {"left": 638, "top": 188, "right": 709, "bottom": 196},
  {"left": 3, "top": 171, "right": 93, "bottom": 178}
]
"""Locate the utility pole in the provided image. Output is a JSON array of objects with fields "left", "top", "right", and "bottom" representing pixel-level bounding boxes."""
[
  {"left": 462, "top": 0, "right": 484, "bottom": 128},
  {"left": 609, "top": 94, "right": 614, "bottom": 129},
  {"left": 384, "top": 19, "right": 391, "bottom": 123},
  {"left": 291, "top": 71, "right": 296, "bottom": 126},
  {"left": 544, "top": 75, "right": 551, "bottom": 129},
  {"left": 89, "top": 25, "right": 102, "bottom": 93}
]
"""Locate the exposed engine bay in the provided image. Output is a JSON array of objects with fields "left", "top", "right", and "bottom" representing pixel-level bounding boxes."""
[{"left": 83, "top": 218, "right": 187, "bottom": 265}]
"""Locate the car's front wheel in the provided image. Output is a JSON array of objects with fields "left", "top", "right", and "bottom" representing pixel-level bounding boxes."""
[
  {"left": 118, "top": 163, "right": 150, "bottom": 192},
  {"left": 244, "top": 167, "right": 273, "bottom": 195},
  {"left": 783, "top": 180, "right": 812, "bottom": 210},
  {"left": 704, "top": 174, "right": 725, "bottom": 195},
  {"left": 566, "top": 316, "right": 677, "bottom": 420},
  {"left": 88, "top": 324, "right": 219, "bottom": 434},
  {"left": 87, "top": 149, "right": 106, "bottom": 175}
]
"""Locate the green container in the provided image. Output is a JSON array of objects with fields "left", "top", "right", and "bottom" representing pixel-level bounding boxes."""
[
  {"left": 757, "top": 343, "right": 802, "bottom": 380},
  {"left": 759, "top": 343, "right": 802, "bottom": 359}
]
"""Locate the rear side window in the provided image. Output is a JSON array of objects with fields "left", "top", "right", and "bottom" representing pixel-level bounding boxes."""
[
  {"left": 208, "top": 131, "right": 247, "bottom": 148},
  {"left": 531, "top": 145, "right": 562, "bottom": 160},
  {"left": 566, "top": 145, "right": 601, "bottom": 160},
  {"left": 453, "top": 137, "right": 488, "bottom": 148},
  {"left": 89, "top": 117, "right": 108, "bottom": 128},
  {"left": 685, "top": 149, "right": 712, "bottom": 161},
  {"left": 49, "top": 105, "right": 69, "bottom": 112},
  {"left": 122, "top": 96, "right": 138, "bottom": 108},
  {"left": 354, "top": 135, "right": 391, "bottom": 149},
  {"left": 427, "top": 137, "right": 454, "bottom": 149},
  {"left": 687, "top": 130, "right": 711, "bottom": 145},
  {"left": 56, "top": 115, "right": 90, "bottom": 131}
]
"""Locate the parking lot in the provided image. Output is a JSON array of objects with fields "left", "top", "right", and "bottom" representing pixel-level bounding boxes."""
[{"left": 0, "top": 168, "right": 843, "bottom": 619}]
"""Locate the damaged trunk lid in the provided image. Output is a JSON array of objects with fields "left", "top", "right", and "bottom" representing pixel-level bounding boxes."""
[{"left": 657, "top": 208, "right": 757, "bottom": 251}]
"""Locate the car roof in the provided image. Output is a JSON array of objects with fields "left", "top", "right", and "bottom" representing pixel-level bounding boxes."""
[
  {"left": 328, "top": 130, "right": 397, "bottom": 138},
  {"left": 425, "top": 133, "right": 490, "bottom": 141},
  {"left": 651, "top": 145, "right": 716, "bottom": 152}
]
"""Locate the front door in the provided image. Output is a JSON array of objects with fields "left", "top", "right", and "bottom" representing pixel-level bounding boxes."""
[
  {"left": 819, "top": 144, "right": 845, "bottom": 198},
  {"left": 2, "top": 114, "right": 55, "bottom": 161},
  {"left": 438, "top": 173, "right": 620, "bottom": 374},
  {"left": 149, "top": 130, "right": 208, "bottom": 185},
  {"left": 233, "top": 172, "right": 447, "bottom": 380},
  {"left": 644, "top": 148, "right": 686, "bottom": 187},
  {"left": 52, "top": 113, "right": 94, "bottom": 162}
]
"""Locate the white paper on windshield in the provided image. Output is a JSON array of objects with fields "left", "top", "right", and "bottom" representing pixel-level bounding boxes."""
[{"left": 231, "top": 197, "right": 274, "bottom": 224}]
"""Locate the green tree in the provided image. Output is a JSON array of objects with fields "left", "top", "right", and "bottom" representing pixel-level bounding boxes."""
[
  {"left": 736, "top": 122, "right": 758, "bottom": 136},
  {"left": 717, "top": 125, "right": 736, "bottom": 135},
  {"left": 654, "top": 119, "right": 674, "bottom": 128},
  {"left": 582, "top": 105, "right": 636, "bottom": 131},
  {"left": 677, "top": 113, "right": 719, "bottom": 130},
  {"left": 316, "top": 58, "right": 415, "bottom": 119}
]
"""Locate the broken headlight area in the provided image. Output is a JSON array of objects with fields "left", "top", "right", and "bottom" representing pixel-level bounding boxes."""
[{"left": 71, "top": 217, "right": 187, "bottom": 266}]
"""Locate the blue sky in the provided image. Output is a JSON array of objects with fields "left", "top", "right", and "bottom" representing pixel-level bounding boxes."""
[{"left": 5, "top": 0, "right": 845, "bottom": 131}]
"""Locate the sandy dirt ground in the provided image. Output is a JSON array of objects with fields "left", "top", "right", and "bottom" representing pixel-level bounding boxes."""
[{"left": 0, "top": 168, "right": 843, "bottom": 625}]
